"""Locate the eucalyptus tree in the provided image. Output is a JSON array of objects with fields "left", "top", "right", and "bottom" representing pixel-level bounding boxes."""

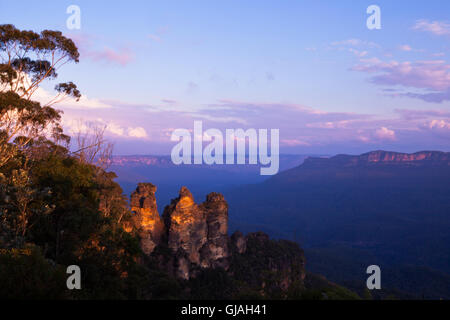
[
  {"left": 0, "top": 24, "right": 80, "bottom": 242},
  {"left": 0, "top": 24, "right": 81, "bottom": 167}
]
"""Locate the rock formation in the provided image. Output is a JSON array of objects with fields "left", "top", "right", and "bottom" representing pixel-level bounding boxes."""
[
  {"left": 126, "top": 185, "right": 230, "bottom": 279},
  {"left": 230, "top": 231, "right": 247, "bottom": 254},
  {"left": 161, "top": 187, "right": 230, "bottom": 279},
  {"left": 127, "top": 184, "right": 305, "bottom": 287},
  {"left": 129, "top": 183, "right": 164, "bottom": 255},
  {"left": 163, "top": 187, "right": 207, "bottom": 267},
  {"left": 199, "top": 193, "right": 229, "bottom": 269}
]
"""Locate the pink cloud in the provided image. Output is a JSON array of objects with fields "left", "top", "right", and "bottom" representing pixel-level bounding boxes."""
[
  {"left": 427, "top": 119, "right": 450, "bottom": 130},
  {"left": 84, "top": 47, "right": 134, "bottom": 66},
  {"left": 128, "top": 127, "right": 148, "bottom": 138},
  {"left": 420, "top": 119, "right": 450, "bottom": 139},
  {"left": 413, "top": 19, "right": 450, "bottom": 36},
  {"left": 399, "top": 44, "right": 412, "bottom": 52},
  {"left": 348, "top": 48, "right": 368, "bottom": 57},
  {"left": 375, "top": 127, "right": 396, "bottom": 141},
  {"left": 148, "top": 26, "right": 169, "bottom": 43},
  {"left": 68, "top": 32, "right": 134, "bottom": 66},
  {"left": 281, "top": 139, "right": 310, "bottom": 147},
  {"left": 66, "top": 33, "right": 94, "bottom": 47}
]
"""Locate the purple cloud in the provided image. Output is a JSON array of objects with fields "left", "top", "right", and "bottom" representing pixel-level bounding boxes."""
[
  {"left": 396, "top": 108, "right": 450, "bottom": 120},
  {"left": 402, "top": 90, "right": 450, "bottom": 103},
  {"left": 352, "top": 58, "right": 450, "bottom": 103},
  {"left": 161, "top": 99, "right": 178, "bottom": 105}
]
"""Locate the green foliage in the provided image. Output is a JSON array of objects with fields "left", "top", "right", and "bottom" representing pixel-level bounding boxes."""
[
  {"left": 0, "top": 138, "right": 147, "bottom": 299},
  {"left": 229, "top": 233, "right": 305, "bottom": 299},
  {"left": 298, "top": 273, "right": 361, "bottom": 300},
  {"left": 187, "top": 268, "right": 236, "bottom": 300},
  {"left": 0, "top": 244, "right": 68, "bottom": 299},
  {"left": 146, "top": 270, "right": 184, "bottom": 300},
  {"left": 1, "top": 24, "right": 79, "bottom": 168}
]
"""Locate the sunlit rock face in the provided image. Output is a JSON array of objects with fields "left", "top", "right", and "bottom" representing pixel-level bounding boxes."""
[
  {"left": 163, "top": 187, "right": 207, "bottom": 268},
  {"left": 199, "top": 193, "right": 230, "bottom": 269},
  {"left": 129, "top": 184, "right": 306, "bottom": 287},
  {"left": 162, "top": 187, "right": 230, "bottom": 279},
  {"left": 130, "top": 183, "right": 164, "bottom": 255},
  {"left": 360, "top": 151, "right": 450, "bottom": 164},
  {"left": 303, "top": 150, "right": 450, "bottom": 168}
]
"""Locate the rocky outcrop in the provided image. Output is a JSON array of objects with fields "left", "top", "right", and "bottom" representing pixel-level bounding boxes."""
[
  {"left": 129, "top": 183, "right": 164, "bottom": 255},
  {"left": 230, "top": 231, "right": 246, "bottom": 254},
  {"left": 163, "top": 187, "right": 207, "bottom": 267},
  {"left": 161, "top": 187, "right": 230, "bottom": 279},
  {"left": 128, "top": 184, "right": 305, "bottom": 287},
  {"left": 126, "top": 185, "right": 230, "bottom": 279},
  {"left": 199, "top": 193, "right": 229, "bottom": 269}
]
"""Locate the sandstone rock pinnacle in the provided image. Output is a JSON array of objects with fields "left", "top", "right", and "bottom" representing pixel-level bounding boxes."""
[
  {"left": 162, "top": 187, "right": 230, "bottom": 279},
  {"left": 130, "top": 183, "right": 164, "bottom": 255}
]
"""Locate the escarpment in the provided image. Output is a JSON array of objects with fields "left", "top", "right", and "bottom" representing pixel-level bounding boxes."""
[{"left": 301, "top": 150, "right": 450, "bottom": 168}]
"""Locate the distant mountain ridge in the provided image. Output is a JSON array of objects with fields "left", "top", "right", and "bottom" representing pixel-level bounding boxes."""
[
  {"left": 111, "top": 154, "right": 314, "bottom": 170},
  {"left": 111, "top": 155, "right": 173, "bottom": 167},
  {"left": 304, "top": 150, "right": 450, "bottom": 166},
  {"left": 110, "top": 154, "right": 317, "bottom": 209},
  {"left": 112, "top": 151, "right": 450, "bottom": 167},
  {"left": 302, "top": 150, "right": 450, "bottom": 168}
]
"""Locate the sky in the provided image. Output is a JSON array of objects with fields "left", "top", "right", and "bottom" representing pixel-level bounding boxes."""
[{"left": 1, "top": 0, "right": 450, "bottom": 155}]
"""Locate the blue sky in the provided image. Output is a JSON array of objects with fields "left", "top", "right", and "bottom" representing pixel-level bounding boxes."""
[{"left": 1, "top": 0, "right": 450, "bottom": 154}]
